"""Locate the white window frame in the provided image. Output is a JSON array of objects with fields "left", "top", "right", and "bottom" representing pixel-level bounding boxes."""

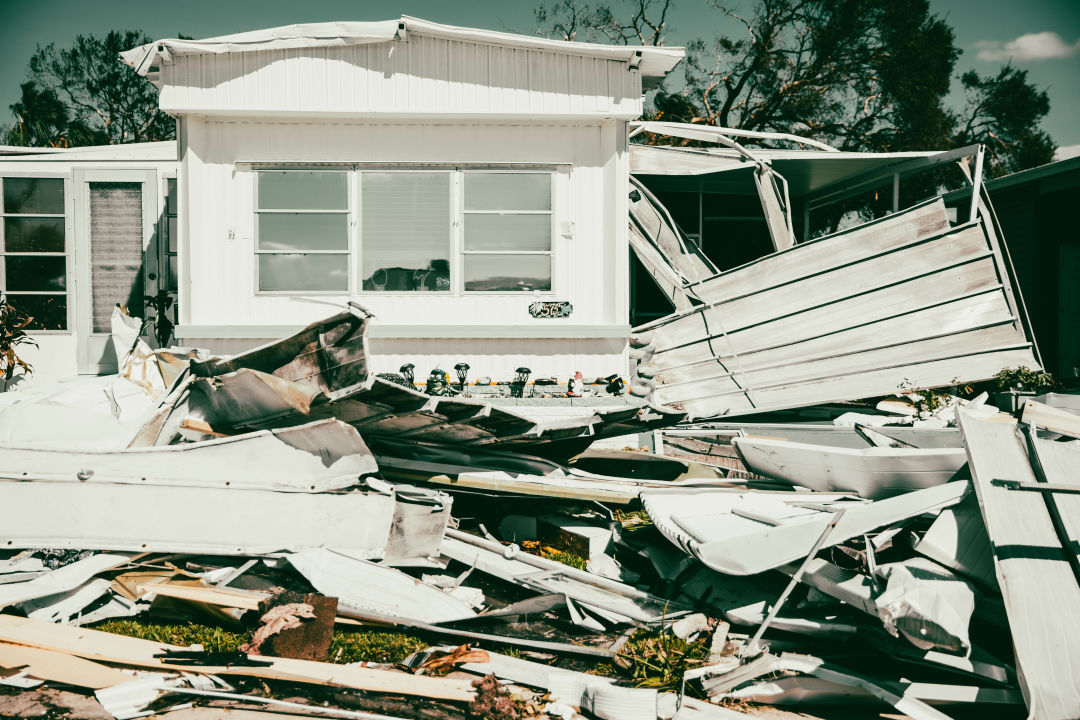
[
  {"left": 458, "top": 169, "right": 555, "bottom": 294},
  {"left": 254, "top": 169, "right": 353, "bottom": 296},
  {"left": 356, "top": 169, "right": 455, "bottom": 295},
  {"left": 251, "top": 165, "right": 559, "bottom": 297},
  {"left": 0, "top": 174, "right": 73, "bottom": 333}
]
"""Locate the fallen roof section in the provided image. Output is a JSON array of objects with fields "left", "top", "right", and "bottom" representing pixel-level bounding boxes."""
[{"left": 630, "top": 198, "right": 1038, "bottom": 419}]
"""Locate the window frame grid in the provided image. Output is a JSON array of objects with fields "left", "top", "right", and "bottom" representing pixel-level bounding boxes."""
[
  {"left": 460, "top": 170, "right": 556, "bottom": 294},
  {"left": 253, "top": 169, "right": 353, "bottom": 296},
  {"left": 162, "top": 175, "right": 179, "bottom": 294},
  {"left": 0, "top": 174, "right": 72, "bottom": 333},
  {"left": 251, "top": 167, "right": 559, "bottom": 297}
]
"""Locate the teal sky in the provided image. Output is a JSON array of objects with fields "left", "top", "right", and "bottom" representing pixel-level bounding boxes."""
[{"left": 1, "top": 0, "right": 1078, "bottom": 151}]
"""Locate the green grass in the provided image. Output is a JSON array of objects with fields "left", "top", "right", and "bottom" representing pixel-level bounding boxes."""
[
  {"left": 327, "top": 629, "right": 427, "bottom": 664},
  {"left": 540, "top": 548, "right": 588, "bottom": 570},
  {"left": 93, "top": 619, "right": 427, "bottom": 665},
  {"left": 615, "top": 508, "right": 654, "bottom": 533},
  {"left": 94, "top": 619, "right": 248, "bottom": 653}
]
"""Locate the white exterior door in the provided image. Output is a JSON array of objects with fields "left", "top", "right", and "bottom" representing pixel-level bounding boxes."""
[{"left": 73, "top": 169, "right": 158, "bottom": 374}]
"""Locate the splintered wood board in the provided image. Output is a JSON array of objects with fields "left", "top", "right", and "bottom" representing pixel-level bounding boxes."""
[
  {"left": 0, "top": 642, "right": 133, "bottom": 689},
  {"left": 958, "top": 410, "right": 1080, "bottom": 720},
  {"left": 0, "top": 616, "right": 473, "bottom": 702}
]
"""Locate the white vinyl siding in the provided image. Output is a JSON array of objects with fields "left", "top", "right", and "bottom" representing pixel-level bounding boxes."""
[
  {"left": 254, "top": 168, "right": 552, "bottom": 295},
  {"left": 160, "top": 35, "right": 642, "bottom": 119},
  {"left": 0, "top": 177, "right": 68, "bottom": 330}
]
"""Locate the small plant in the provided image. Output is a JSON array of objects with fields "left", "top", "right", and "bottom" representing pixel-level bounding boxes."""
[
  {"left": 519, "top": 539, "right": 588, "bottom": 570},
  {"left": 0, "top": 297, "right": 37, "bottom": 391},
  {"left": 617, "top": 626, "right": 710, "bottom": 691},
  {"left": 896, "top": 378, "right": 955, "bottom": 417},
  {"left": 994, "top": 366, "right": 1054, "bottom": 392},
  {"left": 615, "top": 508, "right": 654, "bottom": 533}
]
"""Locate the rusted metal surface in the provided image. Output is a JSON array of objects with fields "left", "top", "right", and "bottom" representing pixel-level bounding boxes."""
[
  {"left": 140, "top": 304, "right": 682, "bottom": 457},
  {"left": 263, "top": 594, "right": 338, "bottom": 662}
]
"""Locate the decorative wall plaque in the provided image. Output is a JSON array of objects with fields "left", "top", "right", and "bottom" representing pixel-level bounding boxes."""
[{"left": 529, "top": 301, "right": 573, "bottom": 318}]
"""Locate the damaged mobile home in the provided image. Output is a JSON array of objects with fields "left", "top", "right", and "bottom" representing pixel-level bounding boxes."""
[{"left": 1, "top": 14, "right": 1077, "bottom": 720}]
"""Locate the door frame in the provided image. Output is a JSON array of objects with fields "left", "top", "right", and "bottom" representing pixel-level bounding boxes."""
[{"left": 73, "top": 168, "right": 159, "bottom": 374}]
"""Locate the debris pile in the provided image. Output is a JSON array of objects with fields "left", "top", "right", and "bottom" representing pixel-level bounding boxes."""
[{"left": 0, "top": 304, "right": 1077, "bottom": 720}]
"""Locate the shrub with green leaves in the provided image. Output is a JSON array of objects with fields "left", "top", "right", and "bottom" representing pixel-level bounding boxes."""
[{"left": 994, "top": 366, "right": 1054, "bottom": 392}]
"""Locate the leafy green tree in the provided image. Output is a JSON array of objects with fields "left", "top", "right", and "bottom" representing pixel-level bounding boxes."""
[
  {"left": 537, "top": 0, "right": 1056, "bottom": 173},
  {"left": 954, "top": 66, "right": 1055, "bottom": 177},
  {"left": 8, "top": 30, "right": 175, "bottom": 147},
  {"left": 669, "top": 0, "right": 960, "bottom": 151},
  {"left": 6, "top": 81, "right": 106, "bottom": 147}
]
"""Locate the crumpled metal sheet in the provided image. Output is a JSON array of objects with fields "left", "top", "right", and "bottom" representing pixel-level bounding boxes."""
[
  {"left": 0, "top": 419, "right": 377, "bottom": 493},
  {"left": 138, "top": 305, "right": 683, "bottom": 457},
  {"left": 0, "top": 481, "right": 397, "bottom": 558},
  {"left": 287, "top": 547, "right": 476, "bottom": 624}
]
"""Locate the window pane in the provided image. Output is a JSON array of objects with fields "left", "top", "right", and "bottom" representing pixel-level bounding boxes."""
[
  {"left": 168, "top": 216, "right": 178, "bottom": 252},
  {"left": 258, "top": 213, "right": 347, "bottom": 251},
  {"left": 464, "top": 173, "right": 550, "bottom": 211},
  {"left": 166, "top": 178, "right": 177, "bottom": 215},
  {"left": 167, "top": 256, "right": 178, "bottom": 289},
  {"left": 5, "top": 294, "right": 66, "bottom": 330},
  {"left": 4, "top": 217, "right": 65, "bottom": 252},
  {"left": 6, "top": 256, "right": 66, "bottom": 291},
  {"left": 464, "top": 214, "right": 550, "bottom": 251},
  {"left": 464, "top": 254, "right": 551, "bottom": 292},
  {"left": 3, "top": 178, "right": 64, "bottom": 214},
  {"left": 259, "top": 253, "right": 348, "bottom": 292},
  {"left": 258, "top": 171, "right": 347, "bottom": 210},
  {"left": 361, "top": 173, "right": 450, "bottom": 292}
]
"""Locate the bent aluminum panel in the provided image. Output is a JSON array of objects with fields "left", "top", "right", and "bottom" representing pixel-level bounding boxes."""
[
  {"left": 0, "top": 482, "right": 396, "bottom": 557},
  {"left": 0, "top": 419, "right": 376, "bottom": 492},
  {"left": 630, "top": 197, "right": 1039, "bottom": 419}
]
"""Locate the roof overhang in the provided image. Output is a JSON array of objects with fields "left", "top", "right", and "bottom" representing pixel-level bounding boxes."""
[{"left": 121, "top": 16, "right": 684, "bottom": 80}]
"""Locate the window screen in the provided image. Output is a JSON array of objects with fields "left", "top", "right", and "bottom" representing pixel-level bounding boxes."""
[
  {"left": 1, "top": 177, "right": 67, "bottom": 329},
  {"left": 462, "top": 173, "right": 552, "bottom": 291},
  {"left": 256, "top": 171, "right": 349, "bottom": 292},
  {"left": 89, "top": 182, "right": 144, "bottom": 333}
]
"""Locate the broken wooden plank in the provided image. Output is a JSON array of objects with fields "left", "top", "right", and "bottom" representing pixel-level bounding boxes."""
[
  {"left": 0, "top": 615, "right": 474, "bottom": 702},
  {"left": 957, "top": 409, "right": 1080, "bottom": 720},
  {"left": 0, "top": 642, "right": 133, "bottom": 689}
]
